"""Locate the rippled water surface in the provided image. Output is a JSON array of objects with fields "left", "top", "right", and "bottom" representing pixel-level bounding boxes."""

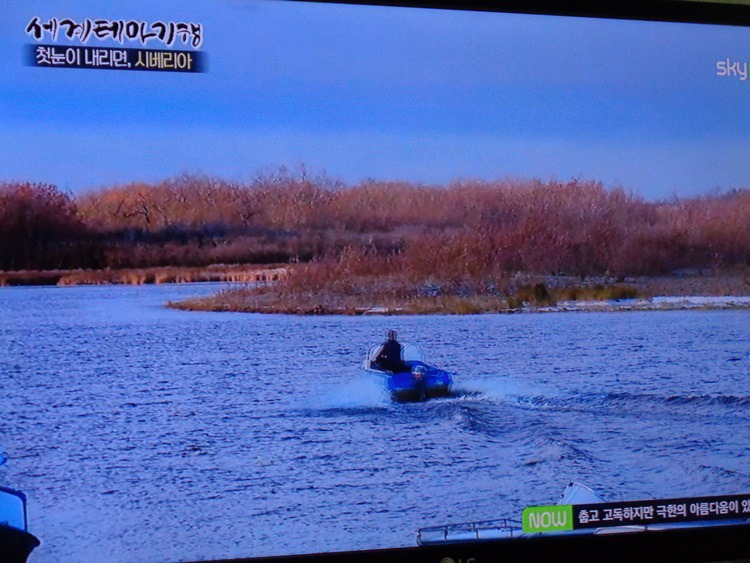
[{"left": 1, "top": 284, "right": 749, "bottom": 562}]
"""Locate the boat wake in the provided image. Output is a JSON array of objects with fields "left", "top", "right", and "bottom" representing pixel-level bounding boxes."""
[
  {"left": 450, "top": 378, "right": 546, "bottom": 403},
  {"left": 508, "top": 390, "right": 750, "bottom": 416}
]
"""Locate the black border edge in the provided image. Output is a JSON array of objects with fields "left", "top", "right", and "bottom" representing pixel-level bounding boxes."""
[{"left": 287, "top": 0, "right": 750, "bottom": 27}]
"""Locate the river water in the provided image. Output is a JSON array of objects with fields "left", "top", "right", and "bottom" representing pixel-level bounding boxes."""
[{"left": 1, "top": 284, "right": 749, "bottom": 562}]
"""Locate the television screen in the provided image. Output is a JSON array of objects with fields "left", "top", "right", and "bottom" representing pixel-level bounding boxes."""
[{"left": 1, "top": 1, "right": 749, "bottom": 562}]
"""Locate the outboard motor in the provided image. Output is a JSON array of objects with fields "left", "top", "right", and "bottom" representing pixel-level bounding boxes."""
[{"left": 412, "top": 365, "right": 427, "bottom": 401}]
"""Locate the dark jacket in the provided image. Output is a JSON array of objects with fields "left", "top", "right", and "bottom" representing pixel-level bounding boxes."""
[{"left": 376, "top": 340, "right": 406, "bottom": 372}]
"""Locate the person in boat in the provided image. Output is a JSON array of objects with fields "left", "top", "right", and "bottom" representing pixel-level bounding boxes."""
[{"left": 374, "top": 329, "right": 408, "bottom": 373}]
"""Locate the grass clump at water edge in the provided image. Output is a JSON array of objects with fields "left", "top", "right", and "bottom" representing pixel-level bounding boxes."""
[{"left": 166, "top": 258, "right": 644, "bottom": 315}]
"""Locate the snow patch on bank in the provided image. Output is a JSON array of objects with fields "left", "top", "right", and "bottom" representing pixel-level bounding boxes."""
[{"left": 537, "top": 295, "right": 750, "bottom": 313}]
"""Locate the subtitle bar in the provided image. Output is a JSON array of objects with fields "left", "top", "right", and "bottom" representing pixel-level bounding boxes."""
[{"left": 26, "top": 44, "right": 206, "bottom": 73}]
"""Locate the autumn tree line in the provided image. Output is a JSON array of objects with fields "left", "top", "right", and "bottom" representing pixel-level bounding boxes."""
[{"left": 1, "top": 171, "right": 749, "bottom": 281}]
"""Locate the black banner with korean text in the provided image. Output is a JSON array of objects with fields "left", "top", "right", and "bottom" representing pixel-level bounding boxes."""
[
  {"left": 572, "top": 493, "right": 750, "bottom": 529},
  {"left": 26, "top": 44, "right": 205, "bottom": 73}
]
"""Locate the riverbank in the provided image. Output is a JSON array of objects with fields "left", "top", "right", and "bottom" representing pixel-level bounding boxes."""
[
  {"left": 5, "top": 266, "right": 748, "bottom": 314},
  {"left": 167, "top": 293, "right": 750, "bottom": 315},
  {"left": 0, "top": 265, "right": 287, "bottom": 287},
  {"left": 166, "top": 272, "right": 750, "bottom": 315}
]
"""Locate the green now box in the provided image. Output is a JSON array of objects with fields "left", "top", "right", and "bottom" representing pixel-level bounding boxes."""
[{"left": 522, "top": 505, "right": 574, "bottom": 533}]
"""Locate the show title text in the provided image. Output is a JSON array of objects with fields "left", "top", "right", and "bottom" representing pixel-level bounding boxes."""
[{"left": 25, "top": 17, "right": 203, "bottom": 49}]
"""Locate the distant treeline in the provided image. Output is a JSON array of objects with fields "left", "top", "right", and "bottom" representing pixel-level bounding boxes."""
[{"left": 1, "top": 170, "right": 749, "bottom": 278}]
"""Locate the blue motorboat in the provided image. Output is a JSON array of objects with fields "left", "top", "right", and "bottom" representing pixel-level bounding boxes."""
[{"left": 362, "top": 342, "right": 454, "bottom": 402}]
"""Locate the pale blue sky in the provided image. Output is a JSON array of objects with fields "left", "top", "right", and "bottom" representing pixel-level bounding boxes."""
[{"left": 1, "top": 0, "right": 749, "bottom": 198}]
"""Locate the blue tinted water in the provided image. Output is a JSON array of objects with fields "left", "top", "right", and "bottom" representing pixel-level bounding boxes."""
[{"left": 1, "top": 284, "right": 749, "bottom": 562}]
